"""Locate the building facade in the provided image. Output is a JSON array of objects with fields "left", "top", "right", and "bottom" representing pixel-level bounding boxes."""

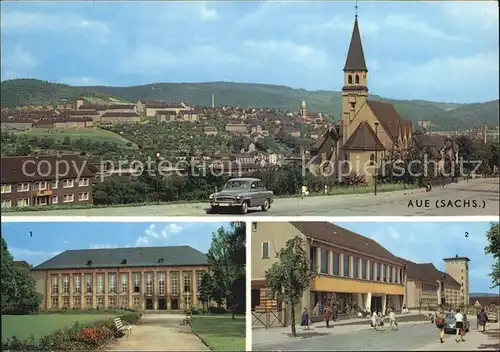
[
  {"left": 31, "top": 246, "right": 209, "bottom": 311},
  {"left": 251, "top": 222, "right": 407, "bottom": 325},
  {"left": 444, "top": 255, "right": 470, "bottom": 307},
  {"left": 1, "top": 154, "right": 94, "bottom": 208}
]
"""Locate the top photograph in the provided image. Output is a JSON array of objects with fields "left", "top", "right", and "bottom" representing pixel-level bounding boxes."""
[{"left": 0, "top": 1, "right": 498, "bottom": 217}]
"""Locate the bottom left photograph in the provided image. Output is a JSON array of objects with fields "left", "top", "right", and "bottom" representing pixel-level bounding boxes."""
[{"left": 1, "top": 221, "right": 246, "bottom": 352}]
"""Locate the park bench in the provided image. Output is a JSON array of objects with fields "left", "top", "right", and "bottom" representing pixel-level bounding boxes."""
[{"left": 114, "top": 317, "right": 132, "bottom": 337}]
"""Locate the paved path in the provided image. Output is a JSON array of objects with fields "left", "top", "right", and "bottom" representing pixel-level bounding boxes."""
[
  {"left": 4, "top": 178, "right": 498, "bottom": 217},
  {"left": 104, "top": 314, "right": 209, "bottom": 351},
  {"left": 253, "top": 317, "right": 499, "bottom": 351}
]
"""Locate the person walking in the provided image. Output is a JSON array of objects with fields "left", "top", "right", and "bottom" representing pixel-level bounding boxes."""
[
  {"left": 301, "top": 307, "right": 310, "bottom": 330},
  {"left": 454, "top": 308, "right": 466, "bottom": 342},
  {"left": 435, "top": 310, "right": 446, "bottom": 343},
  {"left": 332, "top": 302, "right": 338, "bottom": 322},
  {"left": 477, "top": 307, "right": 488, "bottom": 332},
  {"left": 389, "top": 308, "right": 398, "bottom": 331},
  {"left": 323, "top": 304, "right": 332, "bottom": 328},
  {"left": 372, "top": 310, "right": 379, "bottom": 331}
]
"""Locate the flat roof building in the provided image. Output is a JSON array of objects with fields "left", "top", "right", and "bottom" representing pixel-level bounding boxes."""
[{"left": 31, "top": 245, "right": 209, "bottom": 311}]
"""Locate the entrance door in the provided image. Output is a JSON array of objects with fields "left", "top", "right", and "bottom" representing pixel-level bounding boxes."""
[
  {"left": 371, "top": 296, "right": 382, "bottom": 312},
  {"left": 171, "top": 298, "right": 179, "bottom": 310},
  {"left": 158, "top": 298, "right": 167, "bottom": 310},
  {"left": 146, "top": 299, "right": 153, "bottom": 310}
]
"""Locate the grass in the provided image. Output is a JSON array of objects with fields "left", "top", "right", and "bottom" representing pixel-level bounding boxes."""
[
  {"left": 2, "top": 182, "right": 421, "bottom": 213},
  {"left": 1, "top": 313, "right": 121, "bottom": 341},
  {"left": 14, "top": 127, "right": 135, "bottom": 147},
  {"left": 190, "top": 314, "right": 245, "bottom": 351}
]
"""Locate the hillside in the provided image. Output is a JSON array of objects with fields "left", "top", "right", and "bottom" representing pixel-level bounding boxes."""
[
  {"left": 1, "top": 79, "right": 498, "bottom": 131},
  {"left": 0, "top": 79, "right": 130, "bottom": 107}
]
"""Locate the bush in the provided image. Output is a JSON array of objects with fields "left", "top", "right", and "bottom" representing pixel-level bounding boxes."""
[
  {"left": 207, "top": 306, "right": 227, "bottom": 314},
  {"left": 2, "top": 312, "right": 141, "bottom": 350},
  {"left": 185, "top": 306, "right": 204, "bottom": 315}
]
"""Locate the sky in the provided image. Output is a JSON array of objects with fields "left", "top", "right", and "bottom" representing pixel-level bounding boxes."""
[
  {"left": 337, "top": 221, "right": 498, "bottom": 294},
  {"left": 0, "top": 1, "right": 498, "bottom": 103},
  {"left": 1, "top": 221, "right": 231, "bottom": 266}
]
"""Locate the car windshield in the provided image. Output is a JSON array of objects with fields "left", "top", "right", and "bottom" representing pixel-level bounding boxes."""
[
  {"left": 223, "top": 180, "right": 251, "bottom": 189},
  {"left": 445, "top": 313, "right": 455, "bottom": 320}
]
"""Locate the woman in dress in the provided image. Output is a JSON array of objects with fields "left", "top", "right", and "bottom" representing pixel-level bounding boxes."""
[
  {"left": 301, "top": 307, "right": 310, "bottom": 330},
  {"left": 435, "top": 310, "right": 446, "bottom": 343},
  {"left": 477, "top": 307, "right": 488, "bottom": 332}
]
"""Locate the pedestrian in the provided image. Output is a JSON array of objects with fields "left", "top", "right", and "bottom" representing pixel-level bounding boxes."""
[
  {"left": 477, "top": 307, "right": 488, "bottom": 332},
  {"left": 332, "top": 302, "right": 338, "bottom": 321},
  {"left": 435, "top": 310, "right": 446, "bottom": 343},
  {"left": 389, "top": 308, "right": 398, "bottom": 330},
  {"left": 301, "top": 185, "right": 309, "bottom": 199},
  {"left": 301, "top": 307, "right": 310, "bottom": 330},
  {"left": 454, "top": 308, "right": 465, "bottom": 342},
  {"left": 323, "top": 304, "right": 332, "bottom": 328},
  {"left": 372, "top": 310, "right": 379, "bottom": 331}
]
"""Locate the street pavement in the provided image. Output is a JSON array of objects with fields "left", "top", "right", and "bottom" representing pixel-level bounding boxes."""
[
  {"left": 252, "top": 316, "right": 500, "bottom": 351},
  {"left": 5, "top": 178, "right": 498, "bottom": 217}
]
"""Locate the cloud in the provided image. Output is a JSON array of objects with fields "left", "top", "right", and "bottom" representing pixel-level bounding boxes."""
[
  {"left": 135, "top": 223, "right": 185, "bottom": 245},
  {"left": 384, "top": 14, "right": 463, "bottom": 42},
  {"left": 299, "top": 16, "right": 379, "bottom": 36},
  {"left": 438, "top": 1, "right": 498, "bottom": 30},
  {"left": 89, "top": 244, "right": 118, "bottom": 249},
  {"left": 135, "top": 236, "right": 150, "bottom": 246},
  {"left": 244, "top": 40, "right": 331, "bottom": 71},
  {"left": 1, "top": 44, "right": 38, "bottom": 80},
  {"left": 60, "top": 76, "right": 109, "bottom": 86},
  {"left": 199, "top": 2, "right": 218, "bottom": 22}
]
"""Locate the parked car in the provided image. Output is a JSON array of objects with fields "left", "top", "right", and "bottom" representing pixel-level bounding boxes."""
[
  {"left": 208, "top": 177, "right": 274, "bottom": 214},
  {"left": 444, "top": 312, "right": 470, "bottom": 334}
]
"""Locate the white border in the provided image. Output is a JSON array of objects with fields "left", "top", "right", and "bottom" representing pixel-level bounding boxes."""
[
  {"left": 1, "top": 215, "right": 498, "bottom": 223},
  {"left": 245, "top": 220, "right": 252, "bottom": 352}
]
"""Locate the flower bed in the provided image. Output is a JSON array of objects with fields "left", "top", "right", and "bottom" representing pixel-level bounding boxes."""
[{"left": 2, "top": 312, "right": 141, "bottom": 351}]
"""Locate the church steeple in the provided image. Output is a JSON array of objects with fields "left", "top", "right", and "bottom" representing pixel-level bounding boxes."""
[{"left": 344, "top": 14, "right": 368, "bottom": 72}]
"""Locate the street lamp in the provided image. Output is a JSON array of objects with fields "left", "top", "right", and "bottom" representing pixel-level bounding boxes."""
[
  {"left": 155, "top": 152, "right": 161, "bottom": 205},
  {"left": 374, "top": 122, "right": 379, "bottom": 195}
]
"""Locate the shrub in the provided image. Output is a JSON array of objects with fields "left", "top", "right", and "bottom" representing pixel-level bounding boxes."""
[
  {"left": 185, "top": 306, "right": 203, "bottom": 315},
  {"left": 2, "top": 312, "right": 141, "bottom": 350},
  {"left": 207, "top": 306, "right": 227, "bottom": 314}
]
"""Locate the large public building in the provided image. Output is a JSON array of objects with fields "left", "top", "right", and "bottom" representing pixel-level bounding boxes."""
[
  {"left": 31, "top": 246, "right": 209, "bottom": 311},
  {"left": 251, "top": 221, "right": 470, "bottom": 326}
]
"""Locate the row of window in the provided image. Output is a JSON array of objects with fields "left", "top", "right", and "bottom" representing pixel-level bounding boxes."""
[
  {"left": 422, "top": 282, "right": 438, "bottom": 293},
  {"left": 1, "top": 193, "right": 90, "bottom": 208},
  {"left": 313, "top": 247, "right": 404, "bottom": 284},
  {"left": 50, "top": 271, "right": 204, "bottom": 296},
  {"left": 0, "top": 178, "right": 90, "bottom": 194},
  {"left": 51, "top": 294, "right": 194, "bottom": 309}
]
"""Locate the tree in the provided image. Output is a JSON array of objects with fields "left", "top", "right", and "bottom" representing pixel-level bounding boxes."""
[
  {"left": 198, "top": 271, "right": 215, "bottom": 309},
  {"left": 485, "top": 222, "right": 500, "bottom": 288},
  {"left": 265, "top": 236, "right": 316, "bottom": 337},
  {"left": 1, "top": 238, "right": 43, "bottom": 314}
]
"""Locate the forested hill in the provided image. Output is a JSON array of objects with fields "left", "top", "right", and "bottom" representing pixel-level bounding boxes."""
[{"left": 1, "top": 79, "right": 498, "bottom": 131}]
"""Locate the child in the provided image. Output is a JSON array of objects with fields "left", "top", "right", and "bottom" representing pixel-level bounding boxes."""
[{"left": 301, "top": 308, "right": 310, "bottom": 330}]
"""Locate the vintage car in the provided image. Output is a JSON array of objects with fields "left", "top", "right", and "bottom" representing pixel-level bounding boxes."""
[
  {"left": 208, "top": 177, "right": 274, "bottom": 214},
  {"left": 444, "top": 312, "right": 470, "bottom": 334}
]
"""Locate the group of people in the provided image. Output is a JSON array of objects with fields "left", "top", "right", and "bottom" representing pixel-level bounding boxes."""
[
  {"left": 300, "top": 301, "right": 339, "bottom": 330},
  {"left": 434, "top": 307, "right": 490, "bottom": 344},
  {"left": 371, "top": 308, "right": 398, "bottom": 331}
]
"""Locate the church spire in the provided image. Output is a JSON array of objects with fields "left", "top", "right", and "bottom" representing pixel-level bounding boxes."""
[{"left": 343, "top": 5, "right": 368, "bottom": 72}]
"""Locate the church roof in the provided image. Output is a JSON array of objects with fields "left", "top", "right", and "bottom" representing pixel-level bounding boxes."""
[
  {"left": 366, "top": 100, "right": 407, "bottom": 142},
  {"left": 342, "top": 121, "right": 385, "bottom": 151},
  {"left": 344, "top": 16, "right": 368, "bottom": 72}
]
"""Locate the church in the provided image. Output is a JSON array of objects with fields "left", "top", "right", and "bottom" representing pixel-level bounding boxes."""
[
  {"left": 339, "top": 13, "right": 413, "bottom": 182},
  {"left": 309, "top": 12, "right": 413, "bottom": 183}
]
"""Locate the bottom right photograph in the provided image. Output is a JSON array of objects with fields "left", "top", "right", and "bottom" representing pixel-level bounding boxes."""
[{"left": 250, "top": 221, "right": 499, "bottom": 351}]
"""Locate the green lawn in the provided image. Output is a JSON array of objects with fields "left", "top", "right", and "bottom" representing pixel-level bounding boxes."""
[
  {"left": 14, "top": 127, "right": 135, "bottom": 147},
  {"left": 191, "top": 314, "right": 246, "bottom": 351},
  {"left": 1, "top": 313, "right": 118, "bottom": 341}
]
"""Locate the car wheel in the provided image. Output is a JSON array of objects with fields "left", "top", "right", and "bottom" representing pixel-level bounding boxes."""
[
  {"left": 261, "top": 199, "right": 270, "bottom": 212},
  {"left": 240, "top": 201, "right": 248, "bottom": 214},
  {"left": 208, "top": 206, "right": 218, "bottom": 214}
]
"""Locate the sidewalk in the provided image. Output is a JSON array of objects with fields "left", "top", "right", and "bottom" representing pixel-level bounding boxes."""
[
  {"left": 252, "top": 313, "right": 429, "bottom": 346},
  {"left": 412, "top": 322, "right": 500, "bottom": 351}
]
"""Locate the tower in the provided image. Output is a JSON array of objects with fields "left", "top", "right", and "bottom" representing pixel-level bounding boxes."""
[
  {"left": 341, "top": 10, "right": 369, "bottom": 144},
  {"left": 211, "top": 94, "right": 215, "bottom": 108},
  {"left": 443, "top": 255, "right": 470, "bottom": 307},
  {"left": 300, "top": 100, "right": 307, "bottom": 119}
]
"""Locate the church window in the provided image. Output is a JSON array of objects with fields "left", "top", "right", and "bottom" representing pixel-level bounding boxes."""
[
  {"left": 355, "top": 75, "right": 360, "bottom": 84},
  {"left": 369, "top": 154, "right": 375, "bottom": 166},
  {"left": 348, "top": 75, "right": 353, "bottom": 84}
]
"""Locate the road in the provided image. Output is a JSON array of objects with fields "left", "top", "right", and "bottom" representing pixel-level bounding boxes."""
[
  {"left": 253, "top": 318, "right": 499, "bottom": 351},
  {"left": 4, "top": 178, "right": 498, "bottom": 217}
]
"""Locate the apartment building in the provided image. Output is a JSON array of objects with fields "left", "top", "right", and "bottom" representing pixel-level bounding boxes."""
[
  {"left": 0, "top": 154, "right": 94, "bottom": 208},
  {"left": 251, "top": 222, "right": 407, "bottom": 324},
  {"left": 31, "top": 246, "right": 209, "bottom": 311}
]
